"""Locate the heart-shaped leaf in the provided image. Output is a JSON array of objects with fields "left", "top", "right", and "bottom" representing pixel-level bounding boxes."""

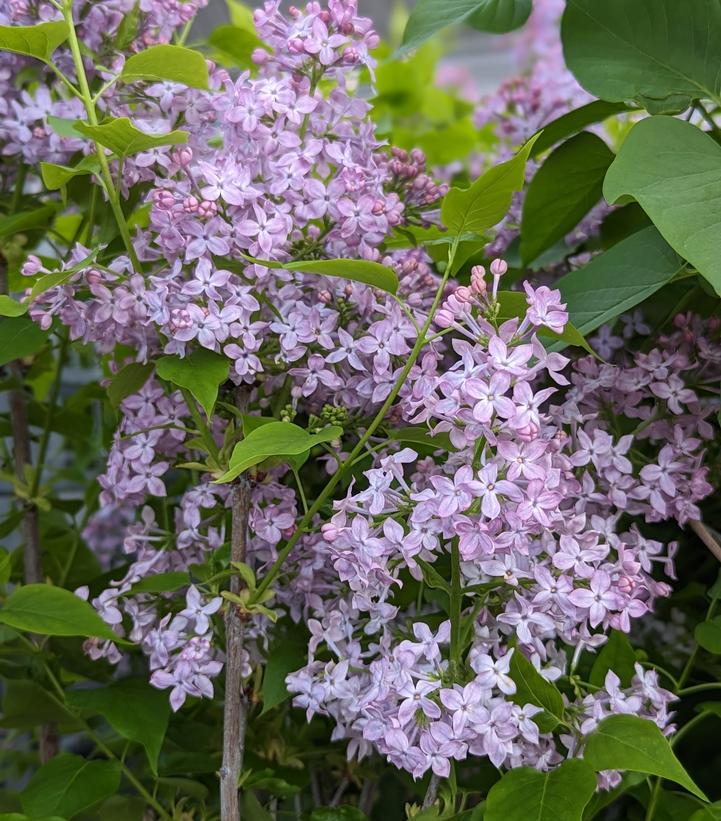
[
  {"left": 75, "top": 118, "right": 188, "bottom": 159},
  {"left": 0, "top": 21, "right": 68, "bottom": 63},
  {"left": 562, "top": 0, "right": 721, "bottom": 113},
  {"left": 156, "top": 348, "right": 230, "bottom": 418},
  {"left": 485, "top": 759, "right": 597, "bottom": 821},
  {"left": 508, "top": 649, "right": 566, "bottom": 732},
  {"left": 604, "top": 116, "right": 721, "bottom": 295}
]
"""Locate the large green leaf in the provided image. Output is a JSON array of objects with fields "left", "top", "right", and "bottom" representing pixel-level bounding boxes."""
[
  {"left": 75, "top": 118, "right": 188, "bottom": 159},
  {"left": 41, "top": 155, "right": 101, "bottom": 191},
  {"left": 691, "top": 803, "right": 721, "bottom": 821},
  {"left": 0, "top": 296, "right": 27, "bottom": 317},
  {"left": 107, "top": 362, "right": 154, "bottom": 408},
  {"left": 583, "top": 715, "right": 706, "bottom": 800},
  {"left": 508, "top": 649, "right": 565, "bottom": 732},
  {"left": 120, "top": 44, "right": 210, "bottom": 89},
  {"left": 1, "top": 679, "right": 80, "bottom": 730},
  {"left": 215, "top": 422, "right": 342, "bottom": 483},
  {"left": 21, "top": 754, "right": 120, "bottom": 819},
  {"left": 243, "top": 255, "right": 399, "bottom": 295},
  {"left": 442, "top": 134, "right": 539, "bottom": 237},
  {"left": 521, "top": 132, "right": 614, "bottom": 264},
  {"left": 604, "top": 116, "right": 721, "bottom": 295},
  {"left": 0, "top": 21, "right": 68, "bottom": 62},
  {"left": 0, "top": 316, "right": 49, "bottom": 367},
  {"left": 530, "top": 101, "right": 630, "bottom": 157},
  {"left": 0, "top": 204, "right": 58, "bottom": 238},
  {"left": 555, "top": 227, "right": 685, "bottom": 337},
  {"left": 156, "top": 348, "right": 230, "bottom": 418},
  {"left": 485, "top": 759, "right": 597, "bottom": 821},
  {"left": 562, "top": 0, "right": 721, "bottom": 113},
  {"left": 401, "top": 0, "right": 532, "bottom": 52},
  {"left": 0, "top": 584, "right": 120, "bottom": 642},
  {"left": 66, "top": 679, "right": 170, "bottom": 773}
]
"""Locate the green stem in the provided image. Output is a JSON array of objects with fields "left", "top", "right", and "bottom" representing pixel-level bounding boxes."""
[
  {"left": 180, "top": 387, "right": 221, "bottom": 466},
  {"left": 61, "top": 0, "right": 140, "bottom": 269},
  {"left": 678, "top": 598, "right": 718, "bottom": 690},
  {"left": 678, "top": 682, "right": 721, "bottom": 697},
  {"left": 645, "top": 776, "right": 662, "bottom": 821},
  {"left": 252, "top": 239, "right": 458, "bottom": 604},
  {"left": 670, "top": 710, "right": 712, "bottom": 748},
  {"left": 20, "top": 638, "right": 171, "bottom": 821}
]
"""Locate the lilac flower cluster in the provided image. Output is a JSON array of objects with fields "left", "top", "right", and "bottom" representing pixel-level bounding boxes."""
[{"left": 287, "top": 272, "right": 684, "bottom": 779}]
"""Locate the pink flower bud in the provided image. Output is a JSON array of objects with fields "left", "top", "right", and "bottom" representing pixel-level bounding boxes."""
[
  {"left": 252, "top": 48, "right": 270, "bottom": 65},
  {"left": 21, "top": 255, "right": 43, "bottom": 276},
  {"left": 435, "top": 308, "right": 455, "bottom": 329},
  {"left": 490, "top": 258, "right": 508, "bottom": 277}
]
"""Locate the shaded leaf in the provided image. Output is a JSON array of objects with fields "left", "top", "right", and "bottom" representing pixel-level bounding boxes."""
[
  {"left": 509, "top": 649, "right": 565, "bottom": 732},
  {"left": 562, "top": 0, "right": 721, "bottom": 113},
  {"left": 66, "top": 679, "right": 170, "bottom": 773},
  {"left": 589, "top": 631, "right": 637, "bottom": 688},
  {"left": 604, "top": 116, "right": 721, "bottom": 295},
  {"left": 1, "top": 679, "right": 80, "bottom": 730},
  {"left": 496, "top": 291, "right": 592, "bottom": 353},
  {"left": 521, "top": 132, "right": 614, "bottom": 265},
  {"left": 555, "top": 227, "right": 685, "bottom": 337},
  {"left": 107, "top": 362, "right": 153, "bottom": 408},
  {"left": 694, "top": 616, "right": 721, "bottom": 654},
  {"left": 41, "top": 155, "right": 100, "bottom": 191},
  {"left": 530, "top": 101, "right": 630, "bottom": 157},
  {"left": 260, "top": 624, "right": 309, "bottom": 714},
  {"left": 0, "top": 204, "right": 58, "bottom": 237},
  {"left": 0, "top": 316, "right": 48, "bottom": 367},
  {"left": 21, "top": 754, "right": 120, "bottom": 819}
]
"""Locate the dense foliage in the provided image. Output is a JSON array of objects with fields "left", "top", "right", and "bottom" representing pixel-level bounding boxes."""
[{"left": 0, "top": 0, "right": 720, "bottom": 819}]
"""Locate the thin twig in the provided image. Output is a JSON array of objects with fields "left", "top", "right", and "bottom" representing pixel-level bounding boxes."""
[
  {"left": 690, "top": 520, "right": 721, "bottom": 565},
  {"left": 0, "top": 259, "right": 56, "bottom": 763},
  {"left": 329, "top": 777, "right": 349, "bottom": 807},
  {"left": 220, "top": 389, "right": 251, "bottom": 821},
  {"left": 422, "top": 773, "right": 441, "bottom": 810}
]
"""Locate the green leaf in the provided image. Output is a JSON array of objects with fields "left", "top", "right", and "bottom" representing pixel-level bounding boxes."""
[
  {"left": 107, "top": 362, "right": 154, "bottom": 408},
  {"left": 691, "top": 802, "right": 721, "bottom": 821},
  {"left": 0, "top": 204, "right": 58, "bottom": 237},
  {"left": 555, "top": 227, "right": 685, "bottom": 337},
  {"left": 530, "top": 101, "right": 630, "bottom": 157},
  {"left": 562, "top": 0, "right": 721, "bottom": 114},
  {"left": 41, "top": 155, "right": 100, "bottom": 191},
  {"left": 401, "top": 0, "right": 531, "bottom": 53},
  {"left": 583, "top": 715, "right": 707, "bottom": 800},
  {"left": 0, "top": 814, "right": 66, "bottom": 821},
  {"left": 589, "top": 630, "right": 637, "bottom": 688},
  {"left": 388, "top": 426, "right": 453, "bottom": 452},
  {"left": 260, "top": 624, "right": 309, "bottom": 715},
  {"left": 0, "top": 316, "right": 49, "bottom": 367},
  {"left": 694, "top": 616, "right": 721, "bottom": 654},
  {"left": 75, "top": 117, "right": 188, "bottom": 159},
  {"left": 1, "top": 679, "right": 80, "bottom": 730},
  {"left": 496, "top": 291, "right": 593, "bottom": 353},
  {"left": 66, "top": 679, "right": 170, "bottom": 773},
  {"left": 21, "top": 753, "right": 120, "bottom": 819},
  {"left": 215, "top": 422, "right": 342, "bottom": 484},
  {"left": 0, "top": 584, "right": 121, "bottom": 642},
  {"left": 120, "top": 44, "right": 210, "bottom": 89},
  {"left": 604, "top": 116, "right": 721, "bottom": 295},
  {"left": 441, "top": 134, "right": 540, "bottom": 236},
  {"left": 0, "top": 296, "right": 27, "bottom": 317},
  {"left": 209, "top": 25, "right": 267, "bottom": 69},
  {"left": 521, "top": 132, "right": 614, "bottom": 265},
  {"left": 156, "top": 348, "right": 230, "bottom": 418},
  {"left": 243, "top": 255, "right": 399, "bottom": 295},
  {"left": 508, "top": 649, "right": 565, "bottom": 732},
  {"left": 0, "top": 21, "right": 68, "bottom": 62},
  {"left": 485, "top": 759, "right": 597, "bottom": 821}
]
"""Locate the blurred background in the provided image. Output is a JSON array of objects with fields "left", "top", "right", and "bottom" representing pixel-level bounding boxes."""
[{"left": 194, "top": 0, "right": 518, "bottom": 93}]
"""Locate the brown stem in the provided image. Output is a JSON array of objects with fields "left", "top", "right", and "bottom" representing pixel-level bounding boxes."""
[
  {"left": 220, "top": 389, "right": 251, "bottom": 821},
  {"left": 0, "top": 259, "right": 54, "bottom": 763},
  {"left": 421, "top": 773, "right": 441, "bottom": 810},
  {"left": 690, "top": 519, "right": 721, "bottom": 565}
]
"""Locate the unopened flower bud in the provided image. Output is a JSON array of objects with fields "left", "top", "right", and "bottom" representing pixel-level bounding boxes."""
[{"left": 490, "top": 258, "right": 508, "bottom": 277}]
